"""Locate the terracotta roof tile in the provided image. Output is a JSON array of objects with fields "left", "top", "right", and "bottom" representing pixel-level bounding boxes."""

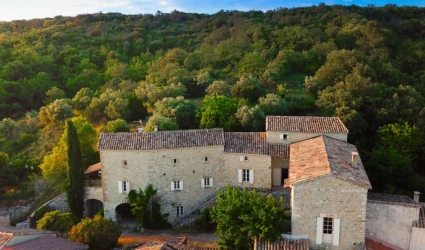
[
  {"left": 255, "top": 238, "right": 309, "bottom": 250},
  {"left": 224, "top": 132, "right": 268, "bottom": 155},
  {"left": 288, "top": 136, "right": 371, "bottom": 188},
  {"left": 167, "top": 242, "right": 217, "bottom": 250},
  {"left": 268, "top": 144, "right": 289, "bottom": 158},
  {"left": 0, "top": 227, "right": 55, "bottom": 236},
  {"left": 5, "top": 235, "right": 88, "bottom": 250},
  {"left": 98, "top": 129, "right": 225, "bottom": 151},
  {"left": 367, "top": 192, "right": 420, "bottom": 207},
  {"left": 266, "top": 116, "right": 348, "bottom": 133},
  {"left": 0, "top": 232, "right": 13, "bottom": 247},
  {"left": 84, "top": 162, "right": 101, "bottom": 174}
]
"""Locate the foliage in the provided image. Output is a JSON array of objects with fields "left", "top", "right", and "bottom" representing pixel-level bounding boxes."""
[
  {"left": 145, "top": 114, "right": 178, "bottom": 131},
  {"left": 65, "top": 120, "right": 85, "bottom": 223},
  {"left": 69, "top": 215, "right": 121, "bottom": 250},
  {"left": 72, "top": 88, "right": 94, "bottom": 111},
  {"left": 195, "top": 208, "right": 216, "bottom": 230},
  {"left": 34, "top": 205, "right": 55, "bottom": 220},
  {"left": 197, "top": 95, "right": 238, "bottom": 131},
  {"left": 258, "top": 94, "right": 288, "bottom": 116},
  {"left": 206, "top": 81, "right": 231, "bottom": 97},
  {"left": 37, "top": 210, "right": 74, "bottom": 234},
  {"left": 102, "top": 119, "right": 130, "bottom": 132},
  {"left": 39, "top": 99, "right": 74, "bottom": 125},
  {"left": 127, "top": 184, "right": 170, "bottom": 229},
  {"left": 231, "top": 76, "right": 265, "bottom": 102},
  {"left": 154, "top": 96, "right": 197, "bottom": 129},
  {"left": 44, "top": 87, "right": 66, "bottom": 105},
  {"left": 211, "top": 185, "right": 289, "bottom": 250},
  {"left": 235, "top": 105, "right": 265, "bottom": 132}
]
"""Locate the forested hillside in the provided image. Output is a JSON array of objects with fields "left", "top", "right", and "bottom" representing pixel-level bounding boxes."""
[{"left": 0, "top": 4, "right": 425, "bottom": 198}]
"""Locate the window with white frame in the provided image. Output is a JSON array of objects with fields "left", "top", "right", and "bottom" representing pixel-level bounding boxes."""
[
  {"left": 176, "top": 206, "right": 184, "bottom": 216},
  {"left": 316, "top": 216, "right": 340, "bottom": 246},
  {"left": 280, "top": 134, "right": 288, "bottom": 140},
  {"left": 173, "top": 159, "right": 177, "bottom": 165},
  {"left": 239, "top": 156, "right": 248, "bottom": 161},
  {"left": 201, "top": 178, "right": 213, "bottom": 188},
  {"left": 238, "top": 169, "right": 254, "bottom": 184},
  {"left": 171, "top": 180, "right": 183, "bottom": 191},
  {"left": 117, "top": 181, "right": 130, "bottom": 194}
]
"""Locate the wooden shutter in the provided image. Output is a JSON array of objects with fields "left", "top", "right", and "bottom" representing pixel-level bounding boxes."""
[
  {"left": 249, "top": 170, "right": 254, "bottom": 184},
  {"left": 201, "top": 179, "right": 205, "bottom": 188},
  {"left": 316, "top": 217, "right": 323, "bottom": 244},
  {"left": 239, "top": 156, "right": 244, "bottom": 161},
  {"left": 280, "top": 134, "right": 284, "bottom": 139},
  {"left": 210, "top": 178, "right": 213, "bottom": 187},
  {"left": 118, "top": 181, "right": 123, "bottom": 193},
  {"left": 126, "top": 181, "right": 130, "bottom": 193},
  {"left": 333, "top": 218, "right": 340, "bottom": 246},
  {"left": 238, "top": 169, "right": 243, "bottom": 183},
  {"left": 171, "top": 182, "right": 175, "bottom": 191},
  {"left": 180, "top": 181, "right": 184, "bottom": 190}
]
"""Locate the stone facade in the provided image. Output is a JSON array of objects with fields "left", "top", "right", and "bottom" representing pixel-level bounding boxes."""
[
  {"left": 267, "top": 131, "right": 347, "bottom": 145},
  {"left": 100, "top": 145, "right": 226, "bottom": 223},
  {"left": 0, "top": 212, "right": 11, "bottom": 226},
  {"left": 366, "top": 202, "right": 420, "bottom": 249},
  {"left": 291, "top": 175, "right": 368, "bottom": 249}
]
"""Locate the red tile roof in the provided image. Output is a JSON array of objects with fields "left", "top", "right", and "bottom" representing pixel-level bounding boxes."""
[
  {"left": 4, "top": 235, "right": 88, "bottom": 250},
  {"left": 268, "top": 144, "right": 289, "bottom": 158},
  {"left": 368, "top": 192, "right": 421, "bottom": 207},
  {"left": 224, "top": 132, "right": 268, "bottom": 155},
  {"left": 288, "top": 136, "right": 371, "bottom": 188},
  {"left": 136, "top": 237, "right": 216, "bottom": 250},
  {"left": 84, "top": 162, "right": 101, "bottom": 174},
  {"left": 98, "top": 129, "right": 225, "bottom": 151},
  {"left": 0, "top": 232, "right": 13, "bottom": 248},
  {"left": 0, "top": 227, "right": 55, "bottom": 236},
  {"left": 266, "top": 116, "right": 348, "bottom": 133},
  {"left": 254, "top": 238, "right": 309, "bottom": 250}
]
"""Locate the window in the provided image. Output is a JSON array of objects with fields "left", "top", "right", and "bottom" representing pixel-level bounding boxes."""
[
  {"left": 118, "top": 181, "right": 130, "bottom": 194},
  {"left": 123, "top": 160, "right": 128, "bottom": 167},
  {"left": 201, "top": 178, "right": 213, "bottom": 188},
  {"left": 173, "top": 159, "right": 177, "bottom": 165},
  {"left": 204, "top": 157, "right": 208, "bottom": 162},
  {"left": 238, "top": 169, "right": 254, "bottom": 184},
  {"left": 316, "top": 216, "right": 340, "bottom": 246},
  {"left": 177, "top": 206, "right": 184, "bottom": 216},
  {"left": 244, "top": 156, "right": 248, "bottom": 161},
  {"left": 280, "top": 134, "right": 288, "bottom": 140},
  {"left": 239, "top": 156, "right": 248, "bottom": 161},
  {"left": 171, "top": 181, "right": 183, "bottom": 191}
]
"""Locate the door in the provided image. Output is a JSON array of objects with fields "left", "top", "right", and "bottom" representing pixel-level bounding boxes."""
[{"left": 272, "top": 168, "right": 282, "bottom": 186}]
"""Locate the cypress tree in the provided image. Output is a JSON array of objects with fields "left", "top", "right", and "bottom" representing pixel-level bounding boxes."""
[{"left": 65, "top": 120, "right": 85, "bottom": 223}]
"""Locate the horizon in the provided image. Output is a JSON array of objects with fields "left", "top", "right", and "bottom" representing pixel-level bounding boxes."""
[{"left": 1, "top": 0, "right": 424, "bottom": 22}]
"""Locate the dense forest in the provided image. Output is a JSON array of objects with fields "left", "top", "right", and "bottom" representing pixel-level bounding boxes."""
[{"left": 0, "top": 4, "right": 425, "bottom": 199}]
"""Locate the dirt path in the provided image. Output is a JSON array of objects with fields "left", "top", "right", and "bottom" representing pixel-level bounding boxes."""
[{"left": 119, "top": 230, "right": 219, "bottom": 248}]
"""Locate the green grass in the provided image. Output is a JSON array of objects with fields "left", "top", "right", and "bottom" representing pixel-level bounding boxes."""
[{"left": 285, "top": 89, "right": 312, "bottom": 99}]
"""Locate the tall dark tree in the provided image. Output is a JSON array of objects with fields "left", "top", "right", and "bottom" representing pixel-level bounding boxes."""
[{"left": 65, "top": 120, "right": 85, "bottom": 223}]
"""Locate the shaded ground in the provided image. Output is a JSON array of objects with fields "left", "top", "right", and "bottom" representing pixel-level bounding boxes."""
[
  {"left": 119, "top": 230, "right": 218, "bottom": 248},
  {"left": 365, "top": 238, "right": 395, "bottom": 250}
]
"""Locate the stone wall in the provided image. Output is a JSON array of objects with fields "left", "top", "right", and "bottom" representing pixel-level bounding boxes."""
[
  {"left": 222, "top": 153, "right": 271, "bottom": 189},
  {"left": 84, "top": 186, "right": 103, "bottom": 202},
  {"left": 366, "top": 202, "right": 420, "bottom": 250},
  {"left": 101, "top": 145, "right": 228, "bottom": 224},
  {"left": 266, "top": 132, "right": 347, "bottom": 144},
  {"left": 291, "top": 175, "right": 368, "bottom": 249},
  {"left": 0, "top": 213, "right": 11, "bottom": 226},
  {"left": 271, "top": 157, "right": 289, "bottom": 169}
]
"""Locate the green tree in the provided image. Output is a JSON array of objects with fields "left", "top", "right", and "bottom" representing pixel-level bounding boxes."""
[
  {"left": 258, "top": 94, "right": 288, "bottom": 115},
  {"left": 197, "top": 95, "right": 238, "bottom": 130},
  {"left": 145, "top": 114, "right": 178, "bottom": 131},
  {"left": 65, "top": 120, "right": 85, "bottom": 223},
  {"left": 44, "top": 87, "right": 66, "bottom": 105},
  {"left": 127, "top": 184, "right": 170, "bottom": 229},
  {"left": 69, "top": 215, "right": 121, "bottom": 250},
  {"left": 102, "top": 119, "right": 130, "bottom": 132},
  {"left": 37, "top": 210, "right": 74, "bottom": 234},
  {"left": 206, "top": 81, "right": 231, "bottom": 97},
  {"left": 39, "top": 99, "right": 74, "bottom": 126},
  {"left": 154, "top": 96, "right": 197, "bottom": 129},
  {"left": 72, "top": 88, "right": 94, "bottom": 111},
  {"left": 231, "top": 76, "right": 265, "bottom": 102},
  {"left": 211, "top": 185, "right": 289, "bottom": 250},
  {"left": 235, "top": 105, "right": 265, "bottom": 132}
]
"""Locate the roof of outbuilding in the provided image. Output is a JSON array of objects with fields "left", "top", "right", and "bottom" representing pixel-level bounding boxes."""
[
  {"left": 224, "top": 132, "right": 268, "bottom": 155},
  {"left": 0, "top": 227, "right": 55, "bottom": 236},
  {"left": 266, "top": 116, "right": 348, "bottom": 133},
  {"left": 0, "top": 232, "right": 13, "bottom": 248},
  {"left": 268, "top": 144, "right": 289, "bottom": 158},
  {"left": 367, "top": 192, "right": 420, "bottom": 207},
  {"left": 288, "top": 136, "right": 371, "bottom": 188},
  {"left": 84, "top": 162, "right": 101, "bottom": 174},
  {"left": 4, "top": 235, "right": 88, "bottom": 250},
  {"left": 98, "top": 129, "right": 225, "bottom": 151}
]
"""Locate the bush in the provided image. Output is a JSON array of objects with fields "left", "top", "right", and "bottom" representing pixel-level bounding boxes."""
[
  {"left": 37, "top": 210, "right": 74, "bottom": 234},
  {"left": 34, "top": 205, "right": 54, "bottom": 220},
  {"left": 195, "top": 208, "right": 216, "bottom": 230},
  {"left": 69, "top": 215, "right": 121, "bottom": 250}
]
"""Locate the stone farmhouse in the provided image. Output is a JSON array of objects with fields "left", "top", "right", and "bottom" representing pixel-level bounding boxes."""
[{"left": 85, "top": 116, "right": 371, "bottom": 249}]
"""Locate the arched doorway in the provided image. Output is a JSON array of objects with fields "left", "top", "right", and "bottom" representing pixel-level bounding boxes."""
[
  {"left": 115, "top": 203, "right": 137, "bottom": 227},
  {"left": 85, "top": 199, "right": 103, "bottom": 218}
]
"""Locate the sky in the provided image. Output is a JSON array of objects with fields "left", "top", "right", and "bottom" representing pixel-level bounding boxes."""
[{"left": 0, "top": 0, "right": 424, "bottom": 22}]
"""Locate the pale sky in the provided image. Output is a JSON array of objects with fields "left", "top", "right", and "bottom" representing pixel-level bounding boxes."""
[{"left": 0, "top": 0, "right": 423, "bottom": 22}]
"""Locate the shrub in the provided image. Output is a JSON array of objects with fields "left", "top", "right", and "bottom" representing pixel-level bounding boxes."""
[
  {"left": 69, "top": 215, "right": 121, "bottom": 250},
  {"left": 34, "top": 205, "right": 54, "bottom": 220},
  {"left": 37, "top": 210, "right": 74, "bottom": 234}
]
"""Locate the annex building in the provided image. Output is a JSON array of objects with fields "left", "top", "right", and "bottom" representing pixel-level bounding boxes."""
[{"left": 86, "top": 116, "right": 371, "bottom": 249}]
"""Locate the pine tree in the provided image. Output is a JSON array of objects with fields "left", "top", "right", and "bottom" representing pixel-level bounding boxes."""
[{"left": 65, "top": 120, "right": 85, "bottom": 223}]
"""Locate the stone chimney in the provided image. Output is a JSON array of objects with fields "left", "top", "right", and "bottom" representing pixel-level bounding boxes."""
[
  {"left": 154, "top": 125, "right": 158, "bottom": 132},
  {"left": 414, "top": 191, "right": 421, "bottom": 202},
  {"left": 351, "top": 152, "right": 359, "bottom": 169}
]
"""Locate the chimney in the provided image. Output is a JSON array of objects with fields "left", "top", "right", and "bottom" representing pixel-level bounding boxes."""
[
  {"left": 137, "top": 127, "right": 144, "bottom": 133},
  {"left": 351, "top": 152, "right": 359, "bottom": 169},
  {"left": 414, "top": 191, "right": 421, "bottom": 202},
  {"left": 154, "top": 125, "right": 158, "bottom": 132}
]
